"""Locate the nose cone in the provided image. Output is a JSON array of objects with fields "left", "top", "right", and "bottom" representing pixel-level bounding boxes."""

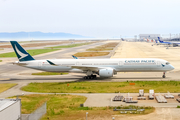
[{"left": 170, "top": 65, "right": 174, "bottom": 70}]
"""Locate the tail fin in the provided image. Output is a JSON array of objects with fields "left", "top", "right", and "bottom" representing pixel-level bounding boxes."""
[
  {"left": 158, "top": 37, "right": 163, "bottom": 43},
  {"left": 10, "top": 41, "right": 35, "bottom": 61},
  {"left": 155, "top": 40, "right": 158, "bottom": 43},
  {"left": 72, "top": 55, "right": 78, "bottom": 59}
]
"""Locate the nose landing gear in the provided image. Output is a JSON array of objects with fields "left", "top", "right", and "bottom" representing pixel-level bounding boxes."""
[{"left": 162, "top": 72, "right": 166, "bottom": 78}]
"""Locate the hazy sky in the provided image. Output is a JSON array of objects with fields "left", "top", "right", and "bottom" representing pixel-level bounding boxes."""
[{"left": 0, "top": 0, "right": 180, "bottom": 38}]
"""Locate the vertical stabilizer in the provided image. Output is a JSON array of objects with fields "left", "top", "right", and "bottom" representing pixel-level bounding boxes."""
[
  {"left": 10, "top": 41, "right": 35, "bottom": 61},
  {"left": 158, "top": 37, "right": 163, "bottom": 43},
  {"left": 72, "top": 55, "right": 78, "bottom": 59}
]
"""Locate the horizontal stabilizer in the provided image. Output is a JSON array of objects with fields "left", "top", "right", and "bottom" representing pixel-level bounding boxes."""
[
  {"left": 47, "top": 60, "right": 58, "bottom": 66},
  {"left": 10, "top": 41, "right": 35, "bottom": 61}
]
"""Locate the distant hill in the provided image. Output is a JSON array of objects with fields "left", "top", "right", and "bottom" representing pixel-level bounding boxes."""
[{"left": 0, "top": 32, "right": 89, "bottom": 40}]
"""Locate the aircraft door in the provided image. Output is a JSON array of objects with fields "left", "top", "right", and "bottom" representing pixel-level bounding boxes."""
[
  {"left": 38, "top": 62, "right": 42, "bottom": 68},
  {"left": 119, "top": 61, "right": 123, "bottom": 67},
  {"left": 157, "top": 61, "right": 161, "bottom": 67}
]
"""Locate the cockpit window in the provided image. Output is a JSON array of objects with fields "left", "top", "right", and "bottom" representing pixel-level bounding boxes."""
[{"left": 166, "top": 62, "right": 170, "bottom": 65}]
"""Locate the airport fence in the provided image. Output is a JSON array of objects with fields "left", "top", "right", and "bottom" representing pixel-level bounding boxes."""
[{"left": 27, "top": 102, "right": 47, "bottom": 120}]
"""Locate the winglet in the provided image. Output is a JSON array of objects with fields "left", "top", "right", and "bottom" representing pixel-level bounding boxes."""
[
  {"left": 72, "top": 55, "right": 78, "bottom": 59},
  {"left": 47, "top": 60, "right": 57, "bottom": 66}
]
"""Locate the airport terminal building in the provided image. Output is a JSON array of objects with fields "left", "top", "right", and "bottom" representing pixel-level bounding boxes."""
[{"left": 139, "top": 34, "right": 160, "bottom": 40}]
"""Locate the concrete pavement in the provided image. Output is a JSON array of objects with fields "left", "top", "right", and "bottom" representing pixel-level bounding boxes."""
[{"left": 1, "top": 40, "right": 180, "bottom": 109}]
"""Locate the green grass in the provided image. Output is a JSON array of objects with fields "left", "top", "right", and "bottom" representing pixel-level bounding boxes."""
[
  {"left": 9, "top": 94, "right": 154, "bottom": 120},
  {"left": 86, "top": 42, "right": 118, "bottom": 51},
  {"left": 32, "top": 72, "right": 68, "bottom": 75},
  {"left": 21, "top": 81, "right": 180, "bottom": 93},
  {"left": 73, "top": 52, "right": 109, "bottom": 57},
  {"left": 48, "top": 42, "right": 95, "bottom": 49},
  {"left": 0, "top": 49, "right": 59, "bottom": 57},
  {"left": 0, "top": 60, "right": 2, "bottom": 62},
  {"left": 87, "top": 47, "right": 113, "bottom": 51},
  {"left": 0, "top": 83, "right": 17, "bottom": 93}
]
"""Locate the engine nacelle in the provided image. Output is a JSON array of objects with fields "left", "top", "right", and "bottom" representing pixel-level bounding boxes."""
[{"left": 99, "top": 68, "right": 114, "bottom": 77}]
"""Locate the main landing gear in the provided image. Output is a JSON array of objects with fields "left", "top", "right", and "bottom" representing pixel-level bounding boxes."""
[
  {"left": 83, "top": 75, "right": 97, "bottom": 80},
  {"left": 162, "top": 72, "right": 166, "bottom": 78}
]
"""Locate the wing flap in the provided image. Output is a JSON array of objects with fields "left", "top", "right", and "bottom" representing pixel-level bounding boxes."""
[{"left": 71, "top": 65, "right": 99, "bottom": 71}]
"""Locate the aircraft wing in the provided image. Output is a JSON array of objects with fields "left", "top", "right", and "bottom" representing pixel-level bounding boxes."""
[
  {"left": 71, "top": 65, "right": 99, "bottom": 72},
  {"left": 47, "top": 60, "right": 110, "bottom": 72}
]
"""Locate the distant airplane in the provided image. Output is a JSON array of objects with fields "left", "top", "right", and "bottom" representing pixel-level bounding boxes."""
[
  {"left": 158, "top": 37, "right": 180, "bottom": 47},
  {"left": 155, "top": 39, "right": 158, "bottom": 43},
  {"left": 158, "top": 37, "right": 171, "bottom": 45},
  {"left": 151, "top": 39, "right": 159, "bottom": 46},
  {"left": 10, "top": 41, "right": 174, "bottom": 79},
  {"left": 146, "top": 38, "right": 153, "bottom": 42},
  {"left": 147, "top": 39, "right": 150, "bottom": 42}
]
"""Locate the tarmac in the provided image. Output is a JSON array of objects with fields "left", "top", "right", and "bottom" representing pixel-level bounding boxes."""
[
  {"left": 1, "top": 40, "right": 180, "bottom": 117},
  {"left": 0, "top": 41, "right": 112, "bottom": 79},
  {"left": 111, "top": 41, "right": 180, "bottom": 71}
]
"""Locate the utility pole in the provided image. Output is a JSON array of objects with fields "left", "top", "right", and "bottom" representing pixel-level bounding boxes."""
[
  {"left": 86, "top": 112, "right": 88, "bottom": 120},
  {"left": 134, "top": 35, "right": 137, "bottom": 41},
  {"left": 170, "top": 33, "right": 171, "bottom": 41}
]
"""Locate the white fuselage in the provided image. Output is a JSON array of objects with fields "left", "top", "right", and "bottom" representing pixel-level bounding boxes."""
[{"left": 16, "top": 58, "right": 174, "bottom": 73}]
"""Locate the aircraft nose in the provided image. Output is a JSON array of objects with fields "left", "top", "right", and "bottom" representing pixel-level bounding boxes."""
[{"left": 170, "top": 65, "right": 174, "bottom": 70}]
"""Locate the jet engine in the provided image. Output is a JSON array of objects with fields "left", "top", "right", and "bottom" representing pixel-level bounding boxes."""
[{"left": 99, "top": 68, "right": 114, "bottom": 77}]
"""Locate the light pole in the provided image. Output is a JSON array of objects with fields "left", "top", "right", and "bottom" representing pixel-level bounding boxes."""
[
  {"left": 86, "top": 112, "right": 88, "bottom": 120},
  {"left": 16, "top": 93, "right": 24, "bottom": 100},
  {"left": 16, "top": 93, "right": 24, "bottom": 120}
]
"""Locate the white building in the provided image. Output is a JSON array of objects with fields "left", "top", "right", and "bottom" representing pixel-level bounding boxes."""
[
  {"left": 139, "top": 34, "right": 160, "bottom": 40},
  {"left": 0, "top": 99, "right": 21, "bottom": 120}
]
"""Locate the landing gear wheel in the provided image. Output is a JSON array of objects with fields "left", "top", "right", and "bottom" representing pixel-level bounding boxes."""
[
  {"left": 93, "top": 75, "right": 97, "bottom": 79},
  {"left": 162, "top": 72, "right": 166, "bottom": 78},
  {"left": 162, "top": 75, "right": 166, "bottom": 78},
  {"left": 83, "top": 75, "right": 97, "bottom": 80}
]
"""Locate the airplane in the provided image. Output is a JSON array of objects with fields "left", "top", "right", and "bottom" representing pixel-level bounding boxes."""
[
  {"left": 146, "top": 39, "right": 149, "bottom": 42},
  {"left": 158, "top": 37, "right": 180, "bottom": 47},
  {"left": 10, "top": 41, "right": 174, "bottom": 79},
  {"left": 152, "top": 39, "right": 157, "bottom": 43},
  {"left": 151, "top": 39, "right": 159, "bottom": 46},
  {"left": 158, "top": 37, "right": 171, "bottom": 45}
]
